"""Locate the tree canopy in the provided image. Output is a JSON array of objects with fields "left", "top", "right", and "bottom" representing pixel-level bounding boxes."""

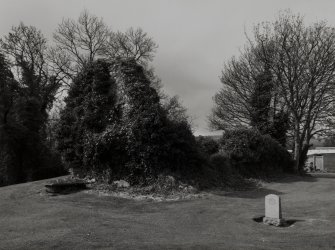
[
  {"left": 211, "top": 11, "right": 335, "bottom": 172},
  {"left": 49, "top": 11, "right": 158, "bottom": 86}
]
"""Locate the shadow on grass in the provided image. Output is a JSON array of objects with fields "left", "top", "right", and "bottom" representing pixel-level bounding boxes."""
[
  {"left": 252, "top": 216, "right": 304, "bottom": 227},
  {"left": 206, "top": 176, "right": 285, "bottom": 199},
  {"left": 260, "top": 174, "right": 318, "bottom": 184},
  {"left": 221, "top": 188, "right": 285, "bottom": 199},
  {"left": 46, "top": 187, "right": 90, "bottom": 196},
  {"left": 218, "top": 174, "right": 319, "bottom": 198},
  {"left": 206, "top": 174, "right": 321, "bottom": 199},
  {"left": 45, "top": 182, "right": 89, "bottom": 196},
  {"left": 307, "top": 173, "right": 335, "bottom": 179}
]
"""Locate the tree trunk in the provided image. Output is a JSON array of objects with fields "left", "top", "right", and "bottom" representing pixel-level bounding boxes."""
[
  {"left": 299, "top": 144, "right": 310, "bottom": 173},
  {"left": 294, "top": 141, "right": 301, "bottom": 173},
  {"left": 294, "top": 131, "right": 311, "bottom": 174},
  {"left": 293, "top": 123, "right": 302, "bottom": 173}
]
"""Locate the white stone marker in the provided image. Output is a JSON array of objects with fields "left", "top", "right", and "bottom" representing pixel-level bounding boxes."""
[{"left": 263, "top": 194, "right": 285, "bottom": 226}]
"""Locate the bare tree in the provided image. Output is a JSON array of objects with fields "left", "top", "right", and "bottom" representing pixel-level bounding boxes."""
[
  {"left": 49, "top": 10, "right": 111, "bottom": 84},
  {"left": 210, "top": 44, "right": 283, "bottom": 131},
  {"left": 1, "top": 23, "right": 47, "bottom": 81},
  {"left": 107, "top": 27, "right": 157, "bottom": 66},
  {"left": 50, "top": 10, "right": 158, "bottom": 85}
]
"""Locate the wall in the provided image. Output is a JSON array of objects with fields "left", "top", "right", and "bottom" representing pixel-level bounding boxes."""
[
  {"left": 307, "top": 154, "right": 335, "bottom": 172},
  {"left": 323, "top": 154, "right": 335, "bottom": 172}
]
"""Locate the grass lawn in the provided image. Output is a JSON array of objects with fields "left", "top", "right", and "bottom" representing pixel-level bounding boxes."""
[{"left": 0, "top": 174, "right": 334, "bottom": 249}]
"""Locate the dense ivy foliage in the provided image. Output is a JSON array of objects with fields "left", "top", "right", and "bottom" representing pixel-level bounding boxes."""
[{"left": 57, "top": 59, "right": 201, "bottom": 184}]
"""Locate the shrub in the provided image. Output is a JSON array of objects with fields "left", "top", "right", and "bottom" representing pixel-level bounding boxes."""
[
  {"left": 160, "top": 119, "right": 203, "bottom": 180},
  {"left": 196, "top": 152, "right": 242, "bottom": 188},
  {"left": 220, "top": 129, "right": 293, "bottom": 176}
]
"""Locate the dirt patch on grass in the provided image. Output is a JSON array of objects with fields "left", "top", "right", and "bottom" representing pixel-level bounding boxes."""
[
  {"left": 43, "top": 174, "right": 287, "bottom": 202},
  {"left": 82, "top": 175, "right": 266, "bottom": 202},
  {"left": 85, "top": 175, "right": 208, "bottom": 201},
  {"left": 85, "top": 186, "right": 208, "bottom": 201}
]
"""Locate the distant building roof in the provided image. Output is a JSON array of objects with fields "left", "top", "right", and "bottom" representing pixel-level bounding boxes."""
[{"left": 307, "top": 147, "right": 335, "bottom": 156}]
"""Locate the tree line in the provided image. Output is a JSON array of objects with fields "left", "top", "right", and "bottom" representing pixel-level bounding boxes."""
[
  {"left": 211, "top": 11, "right": 335, "bottom": 173},
  {"left": 1, "top": 10, "right": 333, "bottom": 186},
  {"left": 0, "top": 11, "right": 200, "bottom": 186}
]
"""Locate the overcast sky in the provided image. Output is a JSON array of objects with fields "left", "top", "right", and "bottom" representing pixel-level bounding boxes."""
[{"left": 1, "top": 0, "right": 335, "bottom": 135}]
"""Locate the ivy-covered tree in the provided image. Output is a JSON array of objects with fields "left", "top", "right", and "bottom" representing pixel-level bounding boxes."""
[
  {"left": 56, "top": 60, "right": 118, "bottom": 171},
  {"left": 57, "top": 58, "right": 201, "bottom": 184},
  {"left": 111, "top": 59, "right": 202, "bottom": 182},
  {"left": 270, "top": 110, "right": 290, "bottom": 147},
  {"left": 109, "top": 59, "right": 172, "bottom": 182},
  {"left": 249, "top": 65, "right": 273, "bottom": 135},
  {"left": 210, "top": 52, "right": 290, "bottom": 147}
]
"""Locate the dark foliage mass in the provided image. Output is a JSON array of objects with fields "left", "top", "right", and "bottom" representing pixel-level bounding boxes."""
[
  {"left": 197, "top": 136, "right": 220, "bottom": 157},
  {"left": 57, "top": 59, "right": 201, "bottom": 184},
  {"left": 0, "top": 52, "right": 66, "bottom": 186},
  {"left": 0, "top": 16, "right": 203, "bottom": 187},
  {"left": 220, "top": 129, "right": 293, "bottom": 177},
  {"left": 56, "top": 60, "right": 117, "bottom": 172},
  {"left": 1, "top": 10, "right": 309, "bottom": 188}
]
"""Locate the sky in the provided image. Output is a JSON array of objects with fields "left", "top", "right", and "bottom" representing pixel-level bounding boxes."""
[{"left": 1, "top": 0, "right": 335, "bottom": 135}]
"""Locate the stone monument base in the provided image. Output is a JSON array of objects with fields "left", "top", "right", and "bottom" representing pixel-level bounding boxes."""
[{"left": 263, "top": 217, "right": 286, "bottom": 227}]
